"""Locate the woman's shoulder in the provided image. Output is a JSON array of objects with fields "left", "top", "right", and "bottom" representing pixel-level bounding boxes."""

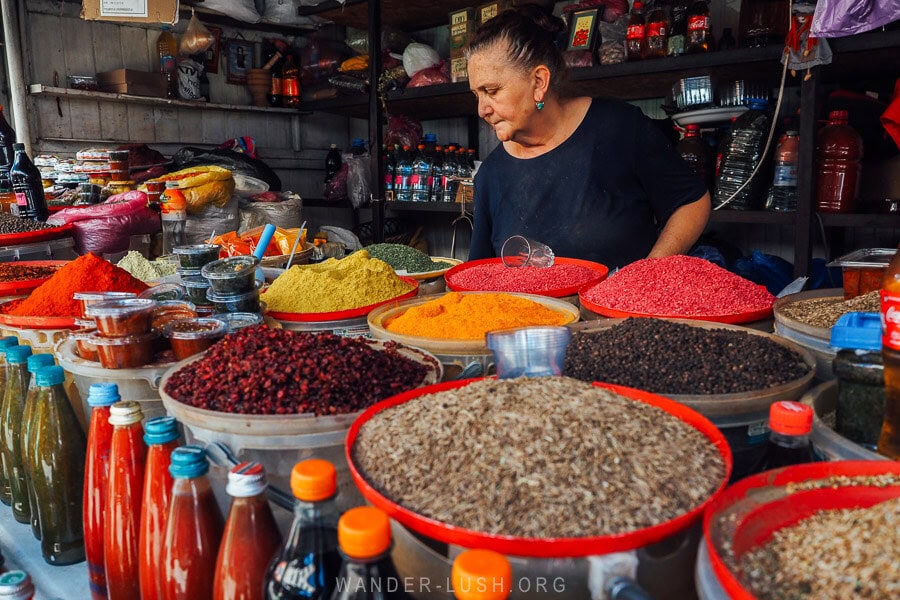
[{"left": 586, "top": 97, "right": 645, "bottom": 123}]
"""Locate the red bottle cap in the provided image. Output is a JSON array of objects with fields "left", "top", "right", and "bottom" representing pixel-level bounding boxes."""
[
  {"left": 828, "top": 110, "right": 849, "bottom": 124},
  {"left": 633, "top": 1, "right": 643, "bottom": 8},
  {"left": 769, "top": 401, "right": 813, "bottom": 435}
]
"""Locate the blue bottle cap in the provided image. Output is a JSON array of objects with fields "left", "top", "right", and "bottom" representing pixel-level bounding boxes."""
[
  {"left": 830, "top": 312, "right": 882, "bottom": 351},
  {"left": 169, "top": 445, "right": 209, "bottom": 479},
  {"left": 35, "top": 365, "right": 65, "bottom": 387},
  {"left": 27, "top": 353, "right": 55, "bottom": 374},
  {"left": 144, "top": 416, "right": 179, "bottom": 446},
  {"left": 351, "top": 138, "right": 365, "bottom": 146},
  {"left": 5, "top": 346, "right": 32, "bottom": 365},
  {"left": 87, "top": 383, "right": 120, "bottom": 407},
  {"left": 423, "top": 133, "right": 437, "bottom": 142},
  {"left": 747, "top": 99, "right": 769, "bottom": 110},
  {"left": 0, "top": 337, "right": 18, "bottom": 350}
]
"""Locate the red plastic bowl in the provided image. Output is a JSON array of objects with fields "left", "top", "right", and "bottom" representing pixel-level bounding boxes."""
[
  {"left": 265, "top": 276, "right": 419, "bottom": 323},
  {"left": 445, "top": 257, "right": 609, "bottom": 298},
  {"left": 0, "top": 223, "right": 74, "bottom": 246},
  {"left": 346, "top": 378, "right": 733, "bottom": 557},
  {"left": 0, "top": 297, "right": 78, "bottom": 329},
  {"left": 703, "top": 461, "right": 900, "bottom": 600},
  {"left": 0, "top": 260, "right": 69, "bottom": 296}
]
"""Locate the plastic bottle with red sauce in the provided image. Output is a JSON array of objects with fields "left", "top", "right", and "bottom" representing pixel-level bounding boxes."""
[
  {"left": 139, "top": 416, "right": 180, "bottom": 600},
  {"left": 214, "top": 462, "right": 283, "bottom": 600},
  {"left": 104, "top": 401, "right": 147, "bottom": 600},
  {"left": 879, "top": 247, "right": 900, "bottom": 459},
  {"left": 82, "top": 383, "right": 120, "bottom": 600},
  {"left": 815, "top": 110, "right": 864, "bottom": 213},
  {"left": 160, "top": 445, "right": 224, "bottom": 600}
]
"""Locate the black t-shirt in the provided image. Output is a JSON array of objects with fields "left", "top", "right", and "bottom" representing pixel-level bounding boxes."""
[{"left": 469, "top": 98, "right": 707, "bottom": 268}]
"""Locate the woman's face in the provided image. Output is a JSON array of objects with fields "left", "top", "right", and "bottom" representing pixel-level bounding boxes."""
[{"left": 467, "top": 42, "right": 540, "bottom": 143}]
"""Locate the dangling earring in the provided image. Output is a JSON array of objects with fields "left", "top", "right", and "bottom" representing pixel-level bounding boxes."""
[{"left": 536, "top": 101, "right": 545, "bottom": 110}]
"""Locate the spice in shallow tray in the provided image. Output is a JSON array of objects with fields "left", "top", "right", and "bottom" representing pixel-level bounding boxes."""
[
  {"left": 262, "top": 250, "right": 413, "bottom": 313},
  {"left": 353, "top": 377, "right": 726, "bottom": 538},
  {"left": 0, "top": 213, "right": 54, "bottom": 234},
  {"left": 163, "top": 325, "right": 430, "bottom": 415},
  {"left": 364, "top": 243, "right": 452, "bottom": 274},
  {"left": 779, "top": 290, "right": 880, "bottom": 329},
  {"left": 385, "top": 292, "right": 571, "bottom": 340},
  {"left": 582, "top": 255, "right": 774, "bottom": 316},
  {"left": 564, "top": 318, "right": 810, "bottom": 394},
  {"left": 1, "top": 253, "right": 147, "bottom": 318},
  {"left": 447, "top": 262, "right": 602, "bottom": 294},
  {"left": 738, "top": 497, "right": 900, "bottom": 600},
  {"left": 0, "top": 263, "right": 61, "bottom": 283},
  {"left": 116, "top": 251, "right": 178, "bottom": 282}
]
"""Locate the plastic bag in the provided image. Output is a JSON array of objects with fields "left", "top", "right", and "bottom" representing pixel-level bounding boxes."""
[
  {"left": 184, "top": 194, "right": 240, "bottom": 244},
  {"left": 345, "top": 28, "right": 412, "bottom": 56},
  {"left": 218, "top": 137, "right": 257, "bottom": 160},
  {"left": 402, "top": 43, "right": 440, "bottom": 78},
  {"left": 262, "top": 0, "right": 327, "bottom": 26},
  {"left": 407, "top": 62, "right": 450, "bottom": 88},
  {"left": 196, "top": 0, "right": 260, "bottom": 23},
  {"left": 339, "top": 55, "right": 369, "bottom": 72},
  {"left": 598, "top": 16, "right": 627, "bottom": 65},
  {"left": 213, "top": 226, "right": 306, "bottom": 257},
  {"left": 346, "top": 152, "right": 372, "bottom": 208},
  {"left": 153, "top": 166, "right": 236, "bottom": 214},
  {"left": 384, "top": 114, "right": 422, "bottom": 150},
  {"left": 300, "top": 38, "right": 350, "bottom": 86},
  {"left": 46, "top": 191, "right": 160, "bottom": 254},
  {"left": 173, "top": 147, "right": 281, "bottom": 191},
  {"left": 239, "top": 193, "right": 303, "bottom": 232},
  {"left": 180, "top": 13, "right": 215, "bottom": 55},
  {"left": 812, "top": 0, "right": 900, "bottom": 37},
  {"left": 233, "top": 173, "right": 269, "bottom": 197},
  {"left": 324, "top": 164, "right": 349, "bottom": 202}
]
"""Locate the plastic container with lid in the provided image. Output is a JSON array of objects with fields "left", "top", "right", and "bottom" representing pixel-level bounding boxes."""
[
  {"left": 830, "top": 312, "right": 884, "bottom": 449},
  {"left": 827, "top": 247, "right": 896, "bottom": 300},
  {"left": 181, "top": 275, "right": 212, "bottom": 306},
  {"left": 172, "top": 244, "right": 221, "bottom": 270},
  {"left": 86, "top": 298, "right": 157, "bottom": 337},
  {"left": 150, "top": 299, "right": 197, "bottom": 332},
  {"left": 212, "top": 312, "right": 263, "bottom": 332},
  {"left": 0, "top": 570, "right": 34, "bottom": 600},
  {"left": 139, "top": 282, "right": 185, "bottom": 303},
  {"left": 163, "top": 317, "right": 227, "bottom": 360},
  {"left": 74, "top": 291, "right": 138, "bottom": 319},
  {"left": 206, "top": 284, "right": 261, "bottom": 314},
  {"left": 89, "top": 332, "right": 157, "bottom": 369},
  {"left": 201, "top": 256, "right": 259, "bottom": 295},
  {"left": 486, "top": 326, "right": 572, "bottom": 379},
  {"left": 816, "top": 110, "right": 864, "bottom": 213}
]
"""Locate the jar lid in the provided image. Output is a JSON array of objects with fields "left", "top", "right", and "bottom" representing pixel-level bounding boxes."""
[
  {"left": 227, "top": 461, "right": 269, "bottom": 497},
  {"left": 35, "top": 365, "right": 65, "bottom": 387},
  {"left": 87, "top": 332, "right": 158, "bottom": 347},
  {"left": 452, "top": 549, "right": 512, "bottom": 600},
  {"left": 0, "top": 570, "right": 34, "bottom": 599},
  {"left": 87, "top": 382, "right": 120, "bottom": 407},
  {"left": 144, "top": 415, "right": 179, "bottom": 445},
  {"left": 26, "top": 353, "right": 55, "bottom": 374},
  {"left": 769, "top": 400, "right": 813, "bottom": 436},
  {"left": 85, "top": 298, "right": 157, "bottom": 318},
  {"left": 108, "top": 401, "right": 143, "bottom": 426},
  {"left": 201, "top": 256, "right": 260, "bottom": 280},
  {"left": 5, "top": 346, "right": 32, "bottom": 365},
  {"left": 830, "top": 312, "right": 881, "bottom": 352},
  {"left": 338, "top": 507, "right": 391, "bottom": 559},
  {"left": 169, "top": 445, "right": 209, "bottom": 479},
  {"left": 0, "top": 337, "right": 18, "bottom": 350},
  {"left": 291, "top": 459, "right": 337, "bottom": 502},
  {"left": 163, "top": 317, "right": 227, "bottom": 340}
]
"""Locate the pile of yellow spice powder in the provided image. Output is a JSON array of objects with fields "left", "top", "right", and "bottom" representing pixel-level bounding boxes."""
[{"left": 261, "top": 250, "right": 414, "bottom": 313}]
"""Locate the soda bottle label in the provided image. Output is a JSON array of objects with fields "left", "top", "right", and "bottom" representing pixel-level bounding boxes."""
[
  {"left": 882, "top": 291, "right": 900, "bottom": 350},
  {"left": 283, "top": 78, "right": 300, "bottom": 98},
  {"left": 688, "top": 16, "right": 709, "bottom": 32},
  {"left": 409, "top": 174, "right": 420, "bottom": 187},
  {"left": 160, "top": 54, "right": 176, "bottom": 73},
  {"left": 14, "top": 192, "right": 27, "bottom": 207},
  {"left": 160, "top": 188, "right": 186, "bottom": 217},
  {"left": 626, "top": 24, "right": 646, "bottom": 40},
  {"left": 647, "top": 23, "right": 666, "bottom": 37},
  {"left": 773, "top": 165, "right": 798, "bottom": 187},
  {"left": 383, "top": 174, "right": 393, "bottom": 190}
]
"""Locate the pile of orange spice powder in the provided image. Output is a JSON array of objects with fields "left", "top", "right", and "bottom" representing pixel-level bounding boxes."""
[
  {"left": 384, "top": 292, "right": 571, "bottom": 340},
  {"left": 1, "top": 252, "right": 147, "bottom": 317}
]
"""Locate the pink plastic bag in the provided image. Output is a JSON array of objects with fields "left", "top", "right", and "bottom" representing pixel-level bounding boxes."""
[
  {"left": 407, "top": 62, "right": 450, "bottom": 88},
  {"left": 47, "top": 191, "right": 160, "bottom": 254}
]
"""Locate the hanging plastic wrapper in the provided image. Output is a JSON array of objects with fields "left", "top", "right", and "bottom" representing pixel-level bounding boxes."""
[
  {"left": 179, "top": 12, "right": 216, "bottom": 55},
  {"left": 177, "top": 58, "right": 203, "bottom": 100},
  {"left": 811, "top": 0, "right": 900, "bottom": 38}
]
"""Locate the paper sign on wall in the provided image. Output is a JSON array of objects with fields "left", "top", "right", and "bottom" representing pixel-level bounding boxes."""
[
  {"left": 100, "top": 0, "right": 148, "bottom": 17},
  {"left": 82, "top": 0, "right": 178, "bottom": 24}
]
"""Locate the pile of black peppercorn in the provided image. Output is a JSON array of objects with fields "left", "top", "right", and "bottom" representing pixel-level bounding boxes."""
[
  {"left": 564, "top": 318, "right": 810, "bottom": 395},
  {"left": 0, "top": 213, "right": 53, "bottom": 234}
]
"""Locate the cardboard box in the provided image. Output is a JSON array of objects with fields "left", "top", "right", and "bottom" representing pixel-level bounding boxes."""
[
  {"left": 97, "top": 69, "right": 168, "bottom": 98},
  {"left": 479, "top": 1, "right": 511, "bottom": 25},
  {"left": 450, "top": 8, "right": 477, "bottom": 83},
  {"left": 450, "top": 57, "right": 469, "bottom": 83},
  {"left": 81, "top": 0, "right": 178, "bottom": 25}
]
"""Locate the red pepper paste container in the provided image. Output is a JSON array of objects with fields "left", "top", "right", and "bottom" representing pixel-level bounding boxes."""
[
  {"left": 815, "top": 110, "right": 864, "bottom": 214},
  {"left": 86, "top": 298, "right": 158, "bottom": 338},
  {"left": 71, "top": 328, "right": 100, "bottom": 362},
  {"left": 163, "top": 318, "right": 227, "bottom": 360},
  {"left": 74, "top": 291, "right": 138, "bottom": 320},
  {"left": 151, "top": 300, "right": 198, "bottom": 333},
  {"left": 89, "top": 332, "right": 158, "bottom": 369}
]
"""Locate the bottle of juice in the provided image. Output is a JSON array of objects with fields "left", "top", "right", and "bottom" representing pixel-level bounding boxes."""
[
  {"left": 0, "top": 345, "right": 32, "bottom": 522},
  {"left": 21, "top": 352, "right": 56, "bottom": 539},
  {"left": 157, "top": 26, "right": 178, "bottom": 99}
]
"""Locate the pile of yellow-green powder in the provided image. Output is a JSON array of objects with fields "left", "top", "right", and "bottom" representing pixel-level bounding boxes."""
[
  {"left": 261, "top": 250, "right": 413, "bottom": 313},
  {"left": 116, "top": 251, "right": 178, "bottom": 282}
]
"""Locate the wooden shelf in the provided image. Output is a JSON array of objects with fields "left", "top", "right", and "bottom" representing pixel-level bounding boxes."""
[
  {"left": 818, "top": 213, "right": 900, "bottom": 228},
  {"left": 29, "top": 85, "right": 302, "bottom": 115},
  {"left": 709, "top": 210, "right": 796, "bottom": 224},
  {"left": 385, "top": 201, "right": 472, "bottom": 213},
  {"left": 299, "top": 0, "right": 475, "bottom": 32}
]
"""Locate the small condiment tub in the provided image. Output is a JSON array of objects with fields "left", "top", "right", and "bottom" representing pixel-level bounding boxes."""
[
  {"left": 73, "top": 291, "right": 137, "bottom": 319},
  {"left": 88, "top": 332, "right": 158, "bottom": 369},
  {"left": 163, "top": 318, "right": 227, "bottom": 360},
  {"left": 139, "top": 283, "right": 185, "bottom": 302},
  {"left": 206, "top": 283, "right": 261, "bottom": 314},
  {"left": 827, "top": 248, "right": 896, "bottom": 299},
  {"left": 201, "top": 256, "right": 259, "bottom": 295},
  {"left": 212, "top": 312, "right": 263, "bottom": 332},
  {"left": 173, "top": 244, "right": 221, "bottom": 270},
  {"left": 86, "top": 298, "right": 158, "bottom": 337},
  {"left": 151, "top": 300, "right": 198, "bottom": 333},
  {"left": 181, "top": 276, "right": 213, "bottom": 307}
]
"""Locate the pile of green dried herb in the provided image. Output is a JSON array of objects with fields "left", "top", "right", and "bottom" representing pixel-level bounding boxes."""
[{"left": 364, "top": 243, "right": 451, "bottom": 274}]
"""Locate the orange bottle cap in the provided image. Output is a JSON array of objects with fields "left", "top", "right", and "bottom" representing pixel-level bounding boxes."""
[
  {"left": 290, "top": 459, "right": 337, "bottom": 502},
  {"left": 452, "top": 549, "right": 512, "bottom": 600},
  {"left": 337, "top": 506, "right": 391, "bottom": 559},
  {"left": 769, "top": 401, "right": 813, "bottom": 435}
]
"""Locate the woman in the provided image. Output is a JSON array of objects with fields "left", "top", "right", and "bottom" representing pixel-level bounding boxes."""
[{"left": 466, "top": 6, "right": 711, "bottom": 268}]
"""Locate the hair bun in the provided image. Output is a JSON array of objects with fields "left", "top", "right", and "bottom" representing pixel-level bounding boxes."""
[{"left": 516, "top": 3, "right": 566, "bottom": 36}]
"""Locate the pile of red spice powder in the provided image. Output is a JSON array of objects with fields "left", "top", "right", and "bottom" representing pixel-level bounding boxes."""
[
  {"left": 581, "top": 255, "right": 774, "bottom": 317},
  {"left": 1, "top": 252, "right": 147, "bottom": 317},
  {"left": 447, "top": 262, "right": 604, "bottom": 294}
]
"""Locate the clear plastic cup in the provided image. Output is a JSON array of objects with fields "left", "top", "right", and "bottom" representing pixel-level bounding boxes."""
[
  {"left": 486, "top": 326, "right": 572, "bottom": 379},
  {"left": 173, "top": 244, "right": 222, "bottom": 270},
  {"left": 500, "top": 235, "right": 555, "bottom": 268},
  {"left": 85, "top": 298, "right": 158, "bottom": 337},
  {"left": 73, "top": 291, "right": 138, "bottom": 318},
  {"left": 163, "top": 317, "right": 228, "bottom": 360},
  {"left": 181, "top": 276, "right": 213, "bottom": 306},
  {"left": 213, "top": 312, "right": 264, "bottom": 332},
  {"left": 201, "top": 256, "right": 260, "bottom": 294},
  {"left": 206, "top": 283, "right": 261, "bottom": 314},
  {"left": 89, "top": 332, "right": 158, "bottom": 369}
]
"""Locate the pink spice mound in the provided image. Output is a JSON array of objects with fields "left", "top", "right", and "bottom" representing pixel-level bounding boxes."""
[
  {"left": 581, "top": 255, "right": 775, "bottom": 317},
  {"left": 447, "top": 262, "right": 603, "bottom": 294}
]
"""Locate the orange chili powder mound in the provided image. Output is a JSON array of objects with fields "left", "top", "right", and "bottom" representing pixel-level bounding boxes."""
[
  {"left": 384, "top": 292, "right": 571, "bottom": 340},
  {"left": 2, "top": 252, "right": 148, "bottom": 317}
]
